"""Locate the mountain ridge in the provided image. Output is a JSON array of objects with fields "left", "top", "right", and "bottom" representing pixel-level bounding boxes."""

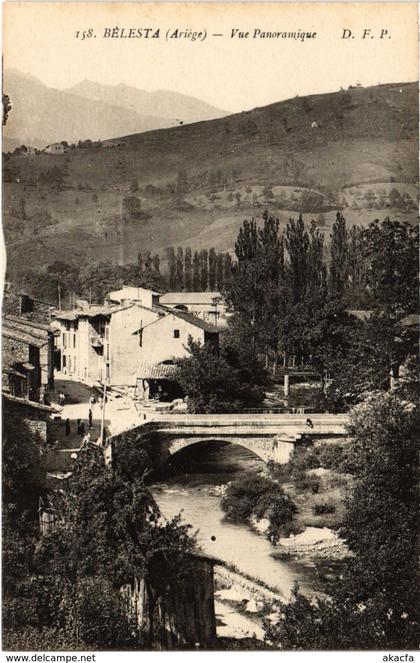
[{"left": 2, "top": 69, "right": 227, "bottom": 150}]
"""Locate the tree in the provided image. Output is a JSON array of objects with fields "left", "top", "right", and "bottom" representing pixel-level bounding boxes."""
[
  {"left": 184, "top": 247, "right": 192, "bottom": 291},
  {"left": 165, "top": 247, "right": 176, "bottom": 291},
  {"left": 208, "top": 248, "right": 217, "bottom": 290},
  {"left": 152, "top": 254, "right": 160, "bottom": 273},
  {"left": 215, "top": 252, "right": 225, "bottom": 291},
  {"left": 200, "top": 249, "right": 208, "bottom": 291},
  {"left": 175, "top": 247, "right": 184, "bottom": 289},
  {"left": 284, "top": 214, "right": 309, "bottom": 304},
  {"left": 31, "top": 447, "right": 197, "bottom": 648},
  {"left": 264, "top": 392, "right": 420, "bottom": 649},
  {"left": 347, "top": 225, "right": 368, "bottom": 308},
  {"left": 176, "top": 337, "right": 264, "bottom": 413},
  {"left": 329, "top": 212, "right": 348, "bottom": 300},
  {"left": 360, "top": 218, "right": 418, "bottom": 317},
  {"left": 192, "top": 251, "right": 201, "bottom": 291},
  {"left": 3, "top": 92, "right": 11, "bottom": 126}
]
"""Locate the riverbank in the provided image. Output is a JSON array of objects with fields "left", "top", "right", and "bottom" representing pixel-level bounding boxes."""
[{"left": 214, "top": 564, "right": 282, "bottom": 641}]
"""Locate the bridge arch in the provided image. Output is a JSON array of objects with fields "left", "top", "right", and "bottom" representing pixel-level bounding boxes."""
[{"left": 166, "top": 437, "right": 270, "bottom": 464}]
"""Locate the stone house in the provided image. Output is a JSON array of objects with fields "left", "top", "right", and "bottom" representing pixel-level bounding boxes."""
[
  {"left": 51, "top": 294, "right": 219, "bottom": 391},
  {"left": 2, "top": 315, "right": 55, "bottom": 401},
  {"left": 2, "top": 392, "right": 55, "bottom": 444},
  {"left": 2, "top": 288, "right": 56, "bottom": 324},
  {"left": 44, "top": 143, "right": 66, "bottom": 155}
]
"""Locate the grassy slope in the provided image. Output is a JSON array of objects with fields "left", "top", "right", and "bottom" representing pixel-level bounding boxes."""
[{"left": 3, "top": 82, "right": 418, "bottom": 275}]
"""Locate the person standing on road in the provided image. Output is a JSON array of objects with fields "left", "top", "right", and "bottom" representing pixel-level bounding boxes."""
[
  {"left": 88, "top": 409, "right": 93, "bottom": 429},
  {"left": 81, "top": 432, "right": 91, "bottom": 449},
  {"left": 79, "top": 421, "right": 85, "bottom": 436},
  {"left": 65, "top": 418, "right": 71, "bottom": 436},
  {"left": 89, "top": 394, "right": 96, "bottom": 407}
]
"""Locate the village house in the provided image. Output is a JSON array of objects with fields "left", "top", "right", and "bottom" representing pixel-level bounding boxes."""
[
  {"left": 51, "top": 289, "right": 219, "bottom": 398},
  {"left": 43, "top": 142, "right": 67, "bottom": 155},
  {"left": 3, "top": 287, "right": 56, "bottom": 324},
  {"left": 2, "top": 315, "right": 55, "bottom": 402},
  {"left": 159, "top": 291, "right": 228, "bottom": 328}
]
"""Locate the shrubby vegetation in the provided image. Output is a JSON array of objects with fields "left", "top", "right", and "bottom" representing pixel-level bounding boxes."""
[
  {"left": 263, "top": 393, "right": 420, "bottom": 649},
  {"left": 2, "top": 414, "right": 197, "bottom": 649},
  {"left": 220, "top": 471, "right": 298, "bottom": 543}
]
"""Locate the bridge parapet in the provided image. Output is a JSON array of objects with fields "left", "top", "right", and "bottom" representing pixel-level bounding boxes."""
[{"left": 107, "top": 413, "right": 349, "bottom": 469}]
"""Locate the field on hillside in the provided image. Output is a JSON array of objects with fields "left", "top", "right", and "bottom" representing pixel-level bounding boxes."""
[{"left": 3, "top": 82, "right": 418, "bottom": 277}]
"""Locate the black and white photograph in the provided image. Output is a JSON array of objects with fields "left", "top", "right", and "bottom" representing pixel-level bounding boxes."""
[{"left": 1, "top": 1, "right": 419, "bottom": 655}]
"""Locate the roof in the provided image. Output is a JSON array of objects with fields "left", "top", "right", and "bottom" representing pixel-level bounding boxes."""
[
  {"left": 2, "top": 391, "right": 56, "bottom": 412},
  {"left": 4, "top": 314, "right": 52, "bottom": 333},
  {"left": 160, "top": 292, "right": 223, "bottom": 305},
  {"left": 166, "top": 309, "right": 219, "bottom": 333},
  {"left": 52, "top": 302, "right": 137, "bottom": 322},
  {"left": 2, "top": 317, "right": 50, "bottom": 348},
  {"left": 137, "top": 361, "right": 180, "bottom": 380}
]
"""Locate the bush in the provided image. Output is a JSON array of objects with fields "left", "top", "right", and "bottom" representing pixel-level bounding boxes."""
[
  {"left": 293, "top": 470, "right": 321, "bottom": 494},
  {"left": 267, "top": 495, "right": 298, "bottom": 543},
  {"left": 312, "top": 502, "right": 336, "bottom": 515},
  {"left": 221, "top": 472, "right": 275, "bottom": 523},
  {"left": 221, "top": 471, "right": 298, "bottom": 543}
]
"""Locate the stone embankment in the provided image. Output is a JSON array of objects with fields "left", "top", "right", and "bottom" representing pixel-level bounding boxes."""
[
  {"left": 276, "top": 526, "right": 349, "bottom": 560},
  {"left": 214, "top": 564, "right": 282, "bottom": 641}
]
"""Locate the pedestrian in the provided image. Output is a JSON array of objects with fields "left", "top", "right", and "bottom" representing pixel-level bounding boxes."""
[
  {"left": 88, "top": 409, "right": 93, "bottom": 429},
  {"left": 81, "top": 432, "right": 91, "bottom": 449},
  {"left": 89, "top": 394, "right": 96, "bottom": 407},
  {"left": 98, "top": 396, "right": 103, "bottom": 409},
  {"left": 76, "top": 418, "right": 81, "bottom": 435},
  {"left": 65, "top": 418, "right": 71, "bottom": 436},
  {"left": 80, "top": 421, "right": 85, "bottom": 436}
]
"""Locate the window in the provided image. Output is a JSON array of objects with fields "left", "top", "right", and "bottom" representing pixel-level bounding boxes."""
[{"left": 173, "top": 329, "right": 180, "bottom": 338}]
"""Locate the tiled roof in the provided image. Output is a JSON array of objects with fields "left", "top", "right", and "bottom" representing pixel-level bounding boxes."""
[
  {"left": 2, "top": 391, "right": 56, "bottom": 412},
  {"left": 52, "top": 302, "right": 135, "bottom": 321},
  {"left": 2, "top": 317, "right": 50, "bottom": 348},
  {"left": 137, "top": 361, "right": 180, "bottom": 380},
  {"left": 160, "top": 291, "right": 223, "bottom": 305},
  {"left": 166, "top": 309, "right": 219, "bottom": 333},
  {"left": 4, "top": 315, "right": 52, "bottom": 332}
]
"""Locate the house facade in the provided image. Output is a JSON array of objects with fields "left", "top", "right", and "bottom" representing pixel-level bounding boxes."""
[
  {"left": 44, "top": 143, "right": 66, "bottom": 154},
  {"left": 52, "top": 293, "right": 219, "bottom": 392},
  {"left": 159, "top": 291, "right": 228, "bottom": 328},
  {"left": 2, "top": 316, "right": 55, "bottom": 402}
]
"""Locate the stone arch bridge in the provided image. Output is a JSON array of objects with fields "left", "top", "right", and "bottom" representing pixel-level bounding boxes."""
[{"left": 107, "top": 413, "right": 349, "bottom": 469}]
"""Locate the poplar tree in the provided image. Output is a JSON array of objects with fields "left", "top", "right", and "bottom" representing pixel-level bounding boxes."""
[
  {"left": 200, "top": 249, "right": 208, "bottom": 291},
  {"left": 192, "top": 251, "right": 201, "bottom": 291},
  {"left": 165, "top": 247, "right": 176, "bottom": 290},
  {"left": 184, "top": 247, "right": 192, "bottom": 291},
  {"left": 175, "top": 246, "right": 184, "bottom": 290},
  {"left": 208, "top": 248, "right": 217, "bottom": 290},
  {"left": 329, "top": 212, "right": 349, "bottom": 300}
]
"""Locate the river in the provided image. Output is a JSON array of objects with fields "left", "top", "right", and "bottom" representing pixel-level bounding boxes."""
[{"left": 150, "top": 441, "right": 326, "bottom": 601}]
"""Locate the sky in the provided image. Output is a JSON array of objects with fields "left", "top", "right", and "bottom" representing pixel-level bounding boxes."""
[{"left": 3, "top": 2, "right": 418, "bottom": 113}]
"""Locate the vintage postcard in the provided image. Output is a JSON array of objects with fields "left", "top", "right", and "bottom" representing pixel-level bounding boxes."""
[{"left": 1, "top": 1, "right": 419, "bottom": 656}]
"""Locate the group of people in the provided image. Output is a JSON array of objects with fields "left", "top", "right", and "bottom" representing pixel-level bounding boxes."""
[{"left": 63, "top": 391, "right": 102, "bottom": 443}]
